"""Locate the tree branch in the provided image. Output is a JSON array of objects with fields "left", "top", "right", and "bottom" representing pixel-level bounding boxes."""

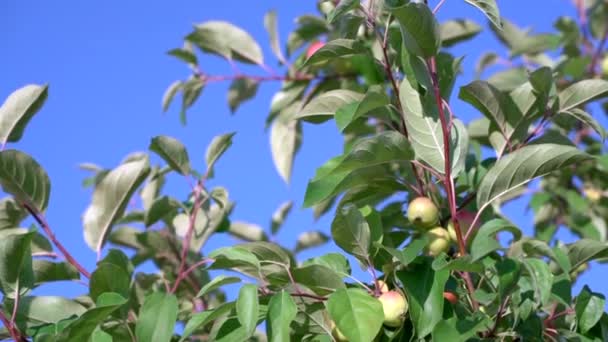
[{"left": 22, "top": 203, "right": 90, "bottom": 279}]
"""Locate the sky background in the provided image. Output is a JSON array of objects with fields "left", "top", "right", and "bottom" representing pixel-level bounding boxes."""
[{"left": 2, "top": 0, "right": 607, "bottom": 322}]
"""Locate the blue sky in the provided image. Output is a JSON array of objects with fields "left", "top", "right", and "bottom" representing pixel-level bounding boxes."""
[{"left": 2, "top": 0, "right": 606, "bottom": 315}]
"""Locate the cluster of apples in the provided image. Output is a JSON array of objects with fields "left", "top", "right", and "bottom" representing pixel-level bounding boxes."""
[{"left": 407, "top": 197, "right": 478, "bottom": 256}]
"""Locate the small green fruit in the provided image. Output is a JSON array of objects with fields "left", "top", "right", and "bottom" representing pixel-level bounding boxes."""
[
  {"left": 407, "top": 197, "right": 439, "bottom": 228},
  {"left": 426, "top": 227, "right": 451, "bottom": 256},
  {"left": 378, "top": 290, "right": 408, "bottom": 327},
  {"left": 447, "top": 210, "right": 478, "bottom": 244}
]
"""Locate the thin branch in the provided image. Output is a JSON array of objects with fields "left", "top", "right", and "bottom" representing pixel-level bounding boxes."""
[
  {"left": 22, "top": 203, "right": 90, "bottom": 279},
  {"left": 433, "top": 0, "right": 448, "bottom": 14},
  {"left": 172, "top": 258, "right": 214, "bottom": 292},
  {"left": 0, "top": 310, "right": 24, "bottom": 342},
  {"left": 289, "top": 292, "right": 328, "bottom": 301},
  {"left": 589, "top": 26, "right": 608, "bottom": 75}
]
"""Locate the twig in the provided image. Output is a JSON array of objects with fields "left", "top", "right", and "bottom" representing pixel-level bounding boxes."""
[
  {"left": 172, "top": 258, "right": 213, "bottom": 292},
  {"left": 22, "top": 203, "right": 90, "bottom": 279},
  {"left": 433, "top": 0, "right": 448, "bottom": 14},
  {"left": 171, "top": 180, "right": 207, "bottom": 293},
  {"left": 0, "top": 310, "right": 24, "bottom": 342}
]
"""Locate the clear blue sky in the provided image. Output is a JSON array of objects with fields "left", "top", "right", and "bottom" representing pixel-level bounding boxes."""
[{"left": 2, "top": 0, "right": 606, "bottom": 311}]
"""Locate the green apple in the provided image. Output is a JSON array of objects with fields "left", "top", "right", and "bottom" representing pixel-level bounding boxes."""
[
  {"left": 425, "top": 227, "right": 451, "bottom": 256},
  {"left": 378, "top": 290, "right": 408, "bottom": 327},
  {"left": 447, "top": 210, "right": 478, "bottom": 244},
  {"left": 407, "top": 197, "right": 439, "bottom": 228}
]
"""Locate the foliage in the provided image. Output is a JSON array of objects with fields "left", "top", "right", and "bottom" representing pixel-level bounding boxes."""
[{"left": 2, "top": 0, "right": 608, "bottom": 341}]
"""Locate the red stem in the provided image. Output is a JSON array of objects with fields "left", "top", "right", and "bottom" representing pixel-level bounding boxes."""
[
  {"left": 22, "top": 203, "right": 90, "bottom": 279},
  {"left": 172, "top": 258, "right": 213, "bottom": 292},
  {"left": 171, "top": 180, "right": 205, "bottom": 293},
  {"left": 0, "top": 310, "right": 24, "bottom": 342}
]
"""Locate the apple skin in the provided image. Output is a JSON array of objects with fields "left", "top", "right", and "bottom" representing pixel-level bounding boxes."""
[
  {"left": 378, "top": 291, "right": 408, "bottom": 328},
  {"left": 443, "top": 291, "right": 458, "bottom": 304},
  {"left": 583, "top": 186, "right": 602, "bottom": 203},
  {"left": 305, "top": 41, "right": 325, "bottom": 59},
  {"left": 407, "top": 197, "right": 439, "bottom": 229},
  {"left": 425, "top": 227, "right": 451, "bottom": 256},
  {"left": 376, "top": 280, "right": 389, "bottom": 294}
]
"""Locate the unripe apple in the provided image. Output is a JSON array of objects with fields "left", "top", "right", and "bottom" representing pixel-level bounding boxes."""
[
  {"left": 570, "top": 262, "right": 589, "bottom": 280},
  {"left": 378, "top": 290, "right": 408, "bottom": 327},
  {"left": 407, "top": 197, "right": 439, "bottom": 229},
  {"left": 443, "top": 291, "right": 458, "bottom": 304},
  {"left": 305, "top": 41, "right": 325, "bottom": 59},
  {"left": 376, "top": 280, "right": 389, "bottom": 294},
  {"left": 602, "top": 55, "right": 608, "bottom": 76},
  {"left": 425, "top": 227, "right": 451, "bottom": 256}
]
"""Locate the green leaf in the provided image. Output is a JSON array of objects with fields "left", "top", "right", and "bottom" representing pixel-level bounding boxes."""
[
  {"left": 390, "top": 2, "right": 441, "bottom": 57},
  {"left": 397, "top": 260, "right": 450, "bottom": 338},
  {"left": 404, "top": 112, "right": 469, "bottom": 175},
  {"left": 331, "top": 204, "right": 371, "bottom": 264},
  {"left": 236, "top": 284, "right": 259, "bottom": 337},
  {"left": 58, "top": 293, "right": 127, "bottom": 341},
  {"left": 135, "top": 293, "right": 178, "bottom": 342},
  {"left": 266, "top": 291, "right": 297, "bottom": 342},
  {"left": 440, "top": 19, "right": 482, "bottom": 47},
  {"left": 380, "top": 236, "right": 428, "bottom": 267},
  {"left": 167, "top": 48, "right": 197, "bottom": 65},
  {"left": 327, "top": 0, "right": 359, "bottom": 24},
  {"left": 334, "top": 89, "right": 389, "bottom": 132},
  {"left": 286, "top": 15, "right": 329, "bottom": 56},
  {"left": 0, "top": 84, "right": 48, "bottom": 144},
  {"left": 470, "top": 219, "right": 521, "bottom": 261},
  {"left": 209, "top": 246, "right": 261, "bottom": 271},
  {"left": 89, "top": 263, "right": 130, "bottom": 302},
  {"left": 292, "top": 264, "right": 345, "bottom": 295},
  {"left": 296, "top": 89, "right": 364, "bottom": 123},
  {"left": 270, "top": 109, "right": 302, "bottom": 184},
  {"left": 561, "top": 108, "right": 607, "bottom": 140},
  {"left": 205, "top": 132, "right": 236, "bottom": 173},
  {"left": 83, "top": 157, "right": 150, "bottom": 253},
  {"left": 0, "top": 229, "right": 34, "bottom": 297},
  {"left": 227, "top": 221, "right": 268, "bottom": 242},
  {"left": 523, "top": 258, "right": 553, "bottom": 306},
  {"left": 459, "top": 80, "right": 527, "bottom": 155},
  {"left": 9, "top": 296, "right": 87, "bottom": 328},
  {"left": 326, "top": 288, "right": 384, "bottom": 342},
  {"left": 264, "top": 10, "right": 285, "bottom": 64},
  {"left": 496, "top": 257, "right": 521, "bottom": 300},
  {"left": 295, "top": 230, "right": 329, "bottom": 253},
  {"left": 558, "top": 79, "right": 608, "bottom": 112},
  {"left": 162, "top": 80, "right": 182, "bottom": 113},
  {"left": 32, "top": 260, "right": 80, "bottom": 285},
  {"left": 187, "top": 21, "right": 264, "bottom": 65},
  {"left": 0, "top": 197, "right": 26, "bottom": 230},
  {"left": 227, "top": 78, "right": 259, "bottom": 113},
  {"left": 575, "top": 285, "right": 605, "bottom": 334},
  {"left": 476, "top": 144, "right": 591, "bottom": 212},
  {"left": 304, "top": 165, "right": 404, "bottom": 207},
  {"left": 303, "top": 39, "right": 366, "bottom": 67},
  {"left": 180, "top": 303, "right": 235, "bottom": 341},
  {"left": 145, "top": 195, "right": 180, "bottom": 227},
  {"left": 566, "top": 239, "right": 608, "bottom": 271},
  {"left": 302, "top": 253, "right": 351, "bottom": 276},
  {"left": 464, "top": 0, "right": 502, "bottom": 29},
  {"left": 149, "top": 135, "right": 191, "bottom": 175},
  {"left": 0, "top": 150, "right": 50, "bottom": 212},
  {"left": 271, "top": 200, "right": 293, "bottom": 235},
  {"left": 196, "top": 275, "right": 241, "bottom": 298}
]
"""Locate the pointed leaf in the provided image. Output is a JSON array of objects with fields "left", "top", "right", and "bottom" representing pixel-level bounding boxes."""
[
  {"left": 0, "top": 229, "right": 34, "bottom": 297},
  {"left": 465, "top": 0, "right": 501, "bottom": 29},
  {"left": 0, "top": 150, "right": 50, "bottom": 212},
  {"left": 566, "top": 239, "right": 608, "bottom": 271},
  {"left": 83, "top": 157, "right": 150, "bottom": 253},
  {"left": 205, "top": 132, "right": 236, "bottom": 173},
  {"left": 331, "top": 204, "right": 370, "bottom": 263},
  {"left": 470, "top": 219, "right": 522, "bottom": 261},
  {"left": 162, "top": 81, "right": 182, "bottom": 113},
  {"left": 271, "top": 200, "right": 293, "bottom": 235},
  {"left": 295, "top": 230, "right": 329, "bottom": 253},
  {"left": 32, "top": 260, "right": 80, "bottom": 285},
  {"left": 0, "top": 197, "right": 26, "bottom": 230},
  {"left": 558, "top": 79, "right": 608, "bottom": 112},
  {"left": 334, "top": 89, "right": 389, "bottom": 132},
  {"left": 236, "top": 284, "right": 259, "bottom": 337},
  {"left": 477, "top": 144, "right": 591, "bottom": 212},
  {"left": 227, "top": 78, "right": 259, "bottom": 113},
  {"left": 440, "top": 19, "right": 482, "bottom": 47},
  {"left": 264, "top": 10, "right": 286, "bottom": 64},
  {"left": 0, "top": 84, "right": 48, "bottom": 144},
  {"left": 149, "top": 135, "right": 191, "bottom": 175},
  {"left": 292, "top": 264, "right": 345, "bottom": 295},
  {"left": 187, "top": 21, "right": 264, "bottom": 65},
  {"left": 575, "top": 285, "right": 605, "bottom": 334},
  {"left": 326, "top": 288, "right": 384, "bottom": 342},
  {"left": 303, "top": 38, "right": 366, "bottom": 67},
  {"left": 296, "top": 90, "right": 363, "bottom": 123},
  {"left": 389, "top": 2, "right": 441, "bottom": 57},
  {"left": 562, "top": 108, "right": 607, "bottom": 140},
  {"left": 327, "top": 0, "right": 359, "bottom": 24},
  {"left": 59, "top": 293, "right": 127, "bottom": 341},
  {"left": 196, "top": 275, "right": 241, "bottom": 298},
  {"left": 270, "top": 111, "right": 301, "bottom": 183},
  {"left": 266, "top": 291, "right": 297, "bottom": 342},
  {"left": 135, "top": 293, "right": 179, "bottom": 342}
]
